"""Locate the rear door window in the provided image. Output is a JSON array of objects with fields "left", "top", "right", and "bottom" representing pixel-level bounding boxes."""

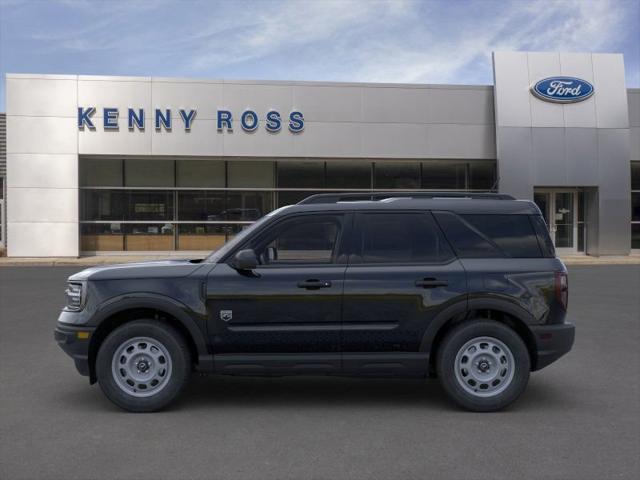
[{"left": 353, "top": 212, "right": 454, "bottom": 264}]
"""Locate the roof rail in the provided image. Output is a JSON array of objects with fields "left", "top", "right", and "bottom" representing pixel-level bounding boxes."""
[{"left": 297, "top": 191, "right": 515, "bottom": 204}]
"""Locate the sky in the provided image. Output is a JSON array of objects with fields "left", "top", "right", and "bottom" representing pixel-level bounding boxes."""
[{"left": 0, "top": 0, "right": 638, "bottom": 111}]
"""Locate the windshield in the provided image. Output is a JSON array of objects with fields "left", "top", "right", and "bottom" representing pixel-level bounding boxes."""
[{"left": 205, "top": 206, "right": 293, "bottom": 263}]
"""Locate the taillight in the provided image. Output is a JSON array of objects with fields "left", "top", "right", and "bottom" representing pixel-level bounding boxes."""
[{"left": 555, "top": 272, "right": 568, "bottom": 310}]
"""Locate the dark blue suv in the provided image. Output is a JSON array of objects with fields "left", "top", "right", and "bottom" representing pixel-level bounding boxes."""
[{"left": 55, "top": 192, "right": 575, "bottom": 412}]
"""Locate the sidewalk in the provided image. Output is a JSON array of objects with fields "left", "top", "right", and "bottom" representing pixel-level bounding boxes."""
[{"left": 1, "top": 254, "right": 639, "bottom": 267}]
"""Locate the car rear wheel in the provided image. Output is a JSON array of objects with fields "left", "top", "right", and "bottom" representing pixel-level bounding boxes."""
[
  {"left": 436, "top": 320, "right": 530, "bottom": 412},
  {"left": 96, "top": 320, "right": 191, "bottom": 412}
]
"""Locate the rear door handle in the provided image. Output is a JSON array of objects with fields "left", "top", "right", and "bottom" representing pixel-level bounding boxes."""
[
  {"left": 415, "top": 278, "right": 448, "bottom": 288},
  {"left": 297, "top": 279, "right": 332, "bottom": 290}
]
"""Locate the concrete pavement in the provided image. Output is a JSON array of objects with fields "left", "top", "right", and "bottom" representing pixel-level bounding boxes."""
[{"left": 1, "top": 265, "right": 639, "bottom": 479}]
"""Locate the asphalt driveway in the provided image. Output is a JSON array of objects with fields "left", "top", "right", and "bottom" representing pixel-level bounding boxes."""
[{"left": 1, "top": 265, "right": 639, "bottom": 480}]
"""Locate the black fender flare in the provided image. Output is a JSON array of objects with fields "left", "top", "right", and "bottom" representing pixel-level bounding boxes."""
[
  {"left": 419, "top": 298, "right": 468, "bottom": 353},
  {"left": 90, "top": 293, "right": 209, "bottom": 359},
  {"left": 419, "top": 295, "right": 537, "bottom": 354}
]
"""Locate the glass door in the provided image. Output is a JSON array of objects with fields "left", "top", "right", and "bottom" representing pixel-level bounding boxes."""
[
  {"left": 534, "top": 189, "right": 579, "bottom": 254},
  {"left": 553, "top": 192, "right": 575, "bottom": 251}
]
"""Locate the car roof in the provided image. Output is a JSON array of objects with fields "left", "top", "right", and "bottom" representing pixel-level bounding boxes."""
[{"left": 275, "top": 194, "right": 541, "bottom": 216}]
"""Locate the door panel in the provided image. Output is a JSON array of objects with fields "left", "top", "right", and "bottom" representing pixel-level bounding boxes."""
[
  {"left": 205, "top": 213, "right": 350, "bottom": 358},
  {"left": 341, "top": 212, "right": 468, "bottom": 371},
  {"left": 206, "top": 263, "right": 345, "bottom": 354},
  {"left": 342, "top": 263, "right": 467, "bottom": 353}
]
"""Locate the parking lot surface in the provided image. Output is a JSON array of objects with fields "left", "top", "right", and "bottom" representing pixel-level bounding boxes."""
[{"left": 1, "top": 265, "right": 639, "bottom": 480}]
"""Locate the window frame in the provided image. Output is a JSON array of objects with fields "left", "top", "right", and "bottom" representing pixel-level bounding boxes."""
[
  {"left": 224, "top": 212, "right": 352, "bottom": 268},
  {"left": 433, "top": 210, "right": 506, "bottom": 259},
  {"left": 460, "top": 213, "right": 545, "bottom": 259},
  {"left": 348, "top": 210, "right": 457, "bottom": 266}
]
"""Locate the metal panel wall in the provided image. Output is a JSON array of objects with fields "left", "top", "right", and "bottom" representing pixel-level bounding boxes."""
[
  {"left": 493, "top": 52, "right": 631, "bottom": 255},
  {"left": 71, "top": 77, "right": 496, "bottom": 159},
  {"left": 0, "top": 113, "right": 6, "bottom": 177},
  {"left": 629, "top": 89, "right": 640, "bottom": 161},
  {"left": 6, "top": 75, "right": 79, "bottom": 257}
]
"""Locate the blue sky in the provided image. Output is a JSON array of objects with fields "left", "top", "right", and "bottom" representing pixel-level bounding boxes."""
[{"left": 0, "top": 0, "right": 638, "bottom": 111}]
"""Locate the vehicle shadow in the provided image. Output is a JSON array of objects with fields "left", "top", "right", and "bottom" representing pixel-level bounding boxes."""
[
  {"left": 173, "top": 375, "right": 575, "bottom": 412},
  {"left": 54, "top": 374, "right": 575, "bottom": 413}
]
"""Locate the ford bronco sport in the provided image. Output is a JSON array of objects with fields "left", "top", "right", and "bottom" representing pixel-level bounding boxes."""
[{"left": 55, "top": 192, "right": 575, "bottom": 412}]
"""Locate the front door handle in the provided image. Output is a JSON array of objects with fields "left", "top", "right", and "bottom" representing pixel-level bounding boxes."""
[
  {"left": 297, "top": 279, "right": 332, "bottom": 290},
  {"left": 415, "top": 278, "right": 448, "bottom": 288}
]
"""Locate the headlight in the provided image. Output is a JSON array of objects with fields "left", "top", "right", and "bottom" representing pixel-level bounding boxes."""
[{"left": 65, "top": 282, "right": 85, "bottom": 311}]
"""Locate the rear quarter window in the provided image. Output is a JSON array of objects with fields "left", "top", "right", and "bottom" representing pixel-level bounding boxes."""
[
  {"left": 434, "top": 212, "right": 544, "bottom": 258},
  {"left": 461, "top": 214, "right": 543, "bottom": 258}
]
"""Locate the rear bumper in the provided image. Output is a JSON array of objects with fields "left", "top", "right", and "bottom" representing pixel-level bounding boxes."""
[
  {"left": 530, "top": 321, "right": 575, "bottom": 371},
  {"left": 54, "top": 324, "right": 95, "bottom": 377}
]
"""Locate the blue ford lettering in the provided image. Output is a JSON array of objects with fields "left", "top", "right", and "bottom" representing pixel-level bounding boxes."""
[{"left": 531, "top": 77, "right": 594, "bottom": 103}]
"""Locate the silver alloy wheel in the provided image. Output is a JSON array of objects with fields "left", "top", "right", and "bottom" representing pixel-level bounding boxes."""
[
  {"left": 453, "top": 336, "right": 515, "bottom": 398},
  {"left": 111, "top": 336, "right": 173, "bottom": 398}
]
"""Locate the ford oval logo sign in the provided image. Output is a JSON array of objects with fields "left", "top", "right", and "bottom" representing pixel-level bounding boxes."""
[{"left": 531, "top": 77, "right": 594, "bottom": 103}]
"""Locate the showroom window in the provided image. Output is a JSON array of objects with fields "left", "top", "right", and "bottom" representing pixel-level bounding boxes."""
[
  {"left": 374, "top": 162, "right": 420, "bottom": 189},
  {"left": 421, "top": 162, "right": 466, "bottom": 189},
  {"left": 177, "top": 160, "right": 225, "bottom": 188},
  {"left": 80, "top": 157, "right": 496, "bottom": 252},
  {"left": 125, "top": 159, "right": 175, "bottom": 187}
]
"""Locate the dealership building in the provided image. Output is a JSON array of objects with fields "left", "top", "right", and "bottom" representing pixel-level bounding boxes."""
[{"left": 1, "top": 51, "right": 639, "bottom": 257}]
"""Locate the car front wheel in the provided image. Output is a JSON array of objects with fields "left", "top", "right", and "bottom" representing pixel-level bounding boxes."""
[
  {"left": 96, "top": 320, "right": 191, "bottom": 412},
  {"left": 436, "top": 320, "right": 530, "bottom": 412}
]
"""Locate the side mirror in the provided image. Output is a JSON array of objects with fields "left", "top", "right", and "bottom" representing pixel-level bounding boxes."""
[
  {"left": 266, "top": 246, "right": 278, "bottom": 263},
  {"left": 232, "top": 249, "right": 258, "bottom": 271}
]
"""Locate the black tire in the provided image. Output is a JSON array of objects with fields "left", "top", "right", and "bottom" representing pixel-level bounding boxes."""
[
  {"left": 436, "top": 320, "right": 530, "bottom": 412},
  {"left": 96, "top": 320, "right": 191, "bottom": 412}
]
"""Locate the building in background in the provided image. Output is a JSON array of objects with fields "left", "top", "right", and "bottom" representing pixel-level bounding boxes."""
[
  {"left": 0, "top": 113, "right": 6, "bottom": 255},
  {"left": 3, "top": 51, "right": 640, "bottom": 257}
]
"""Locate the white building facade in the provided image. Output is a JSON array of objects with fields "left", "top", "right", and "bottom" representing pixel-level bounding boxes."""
[{"left": 3, "top": 51, "right": 639, "bottom": 257}]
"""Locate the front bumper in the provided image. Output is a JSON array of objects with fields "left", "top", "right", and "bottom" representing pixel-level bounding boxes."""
[
  {"left": 54, "top": 323, "right": 95, "bottom": 377},
  {"left": 530, "top": 321, "right": 575, "bottom": 371}
]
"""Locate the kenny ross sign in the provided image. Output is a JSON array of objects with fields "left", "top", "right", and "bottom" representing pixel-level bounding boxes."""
[{"left": 77, "top": 107, "right": 305, "bottom": 133}]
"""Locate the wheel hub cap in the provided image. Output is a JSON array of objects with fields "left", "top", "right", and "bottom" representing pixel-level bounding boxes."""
[
  {"left": 111, "top": 337, "right": 172, "bottom": 398},
  {"left": 454, "top": 336, "right": 515, "bottom": 398},
  {"left": 136, "top": 358, "right": 150, "bottom": 372},
  {"left": 477, "top": 359, "right": 491, "bottom": 373}
]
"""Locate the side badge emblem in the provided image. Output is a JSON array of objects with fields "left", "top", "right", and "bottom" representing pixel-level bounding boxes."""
[{"left": 220, "top": 310, "right": 233, "bottom": 322}]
